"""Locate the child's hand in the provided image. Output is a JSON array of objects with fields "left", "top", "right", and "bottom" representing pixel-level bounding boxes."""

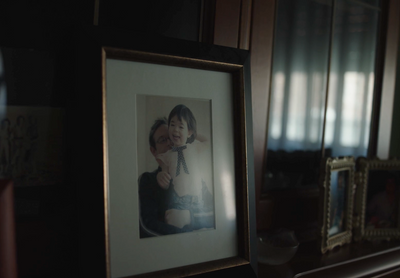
[{"left": 157, "top": 171, "right": 171, "bottom": 190}]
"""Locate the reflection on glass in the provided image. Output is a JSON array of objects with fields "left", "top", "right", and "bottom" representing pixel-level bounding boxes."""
[
  {"left": 270, "top": 73, "right": 285, "bottom": 139},
  {"left": 287, "top": 72, "right": 307, "bottom": 141},
  {"left": 263, "top": 0, "right": 381, "bottom": 191},
  {"left": 329, "top": 170, "right": 348, "bottom": 236},
  {"left": 264, "top": 0, "right": 331, "bottom": 191},
  {"left": 325, "top": 0, "right": 380, "bottom": 157},
  {"left": 221, "top": 171, "right": 236, "bottom": 221}
]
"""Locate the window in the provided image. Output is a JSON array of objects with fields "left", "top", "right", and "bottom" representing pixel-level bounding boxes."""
[{"left": 264, "top": 0, "right": 382, "bottom": 191}]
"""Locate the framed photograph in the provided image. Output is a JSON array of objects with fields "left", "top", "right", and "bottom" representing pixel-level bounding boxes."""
[
  {"left": 319, "top": 157, "right": 355, "bottom": 253},
  {"left": 354, "top": 157, "right": 400, "bottom": 241},
  {"left": 0, "top": 106, "right": 65, "bottom": 186},
  {"left": 91, "top": 38, "right": 255, "bottom": 277}
]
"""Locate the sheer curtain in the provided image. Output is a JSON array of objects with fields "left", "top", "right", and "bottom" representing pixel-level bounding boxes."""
[
  {"left": 268, "top": 0, "right": 331, "bottom": 152},
  {"left": 265, "top": 0, "right": 381, "bottom": 190},
  {"left": 267, "top": 0, "right": 380, "bottom": 157},
  {"left": 325, "top": 0, "right": 379, "bottom": 157}
]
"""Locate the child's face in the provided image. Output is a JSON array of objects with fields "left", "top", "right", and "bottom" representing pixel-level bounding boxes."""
[{"left": 169, "top": 115, "right": 192, "bottom": 146}]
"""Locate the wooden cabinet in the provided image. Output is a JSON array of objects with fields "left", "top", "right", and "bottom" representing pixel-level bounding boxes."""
[
  {"left": 212, "top": 0, "right": 277, "bottom": 231},
  {"left": 3, "top": 0, "right": 399, "bottom": 277},
  {"left": 212, "top": 0, "right": 400, "bottom": 277},
  {"left": 212, "top": 0, "right": 400, "bottom": 233}
]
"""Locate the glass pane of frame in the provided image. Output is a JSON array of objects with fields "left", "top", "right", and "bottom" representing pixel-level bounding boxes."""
[
  {"left": 264, "top": 0, "right": 332, "bottom": 192},
  {"left": 324, "top": 0, "right": 381, "bottom": 157}
]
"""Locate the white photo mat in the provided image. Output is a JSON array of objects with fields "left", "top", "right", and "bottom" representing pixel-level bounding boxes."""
[{"left": 105, "top": 58, "right": 239, "bottom": 277}]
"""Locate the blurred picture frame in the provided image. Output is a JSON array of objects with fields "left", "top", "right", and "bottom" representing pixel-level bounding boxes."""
[
  {"left": 354, "top": 157, "right": 400, "bottom": 241},
  {"left": 0, "top": 180, "right": 17, "bottom": 278},
  {"left": 0, "top": 106, "right": 65, "bottom": 187},
  {"left": 319, "top": 156, "right": 355, "bottom": 253}
]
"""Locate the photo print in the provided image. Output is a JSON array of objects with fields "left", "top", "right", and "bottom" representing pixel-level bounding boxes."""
[{"left": 137, "top": 95, "right": 215, "bottom": 238}]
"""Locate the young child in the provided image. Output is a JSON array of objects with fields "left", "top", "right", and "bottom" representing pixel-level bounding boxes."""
[{"left": 156, "top": 104, "right": 214, "bottom": 229}]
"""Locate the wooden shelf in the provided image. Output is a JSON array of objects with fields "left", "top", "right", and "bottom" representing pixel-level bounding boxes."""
[{"left": 258, "top": 240, "right": 400, "bottom": 278}]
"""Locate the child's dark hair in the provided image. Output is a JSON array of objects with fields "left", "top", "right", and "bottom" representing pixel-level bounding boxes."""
[{"left": 168, "top": 104, "right": 197, "bottom": 143}]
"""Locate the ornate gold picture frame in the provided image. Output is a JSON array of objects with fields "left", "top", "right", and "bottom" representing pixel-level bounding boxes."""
[
  {"left": 319, "top": 157, "right": 355, "bottom": 253},
  {"left": 354, "top": 157, "right": 400, "bottom": 242}
]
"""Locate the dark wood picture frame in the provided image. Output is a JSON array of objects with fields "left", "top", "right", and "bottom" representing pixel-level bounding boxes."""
[{"left": 75, "top": 26, "right": 257, "bottom": 278}]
